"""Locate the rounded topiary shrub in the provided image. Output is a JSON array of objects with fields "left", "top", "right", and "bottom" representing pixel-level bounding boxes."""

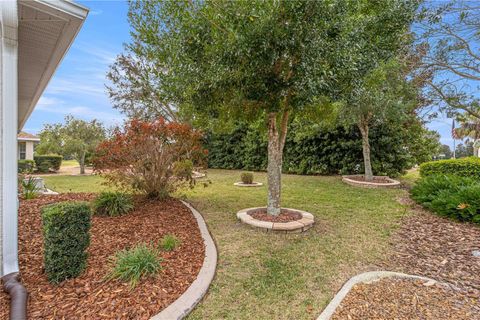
[
  {"left": 42, "top": 201, "right": 91, "bottom": 284},
  {"left": 419, "top": 157, "right": 480, "bottom": 179},
  {"left": 93, "top": 192, "right": 134, "bottom": 217},
  {"left": 240, "top": 172, "right": 254, "bottom": 184}
]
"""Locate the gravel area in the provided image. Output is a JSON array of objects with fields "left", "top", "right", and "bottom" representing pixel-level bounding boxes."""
[
  {"left": 0, "top": 194, "right": 205, "bottom": 319},
  {"left": 331, "top": 277, "right": 480, "bottom": 320}
]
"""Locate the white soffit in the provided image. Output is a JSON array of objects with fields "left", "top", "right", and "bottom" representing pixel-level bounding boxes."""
[{"left": 17, "top": 0, "right": 88, "bottom": 129}]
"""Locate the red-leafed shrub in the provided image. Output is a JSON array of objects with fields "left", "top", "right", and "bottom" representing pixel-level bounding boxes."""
[{"left": 94, "top": 118, "right": 207, "bottom": 199}]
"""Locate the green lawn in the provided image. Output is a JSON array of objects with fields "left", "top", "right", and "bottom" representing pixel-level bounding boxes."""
[
  {"left": 43, "top": 169, "right": 410, "bottom": 319},
  {"left": 43, "top": 175, "right": 113, "bottom": 193},
  {"left": 61, "top": 159, "right": 79, "bottom": 167}
]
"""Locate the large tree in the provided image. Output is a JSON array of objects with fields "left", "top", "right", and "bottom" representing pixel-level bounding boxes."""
[
  {"left": 336, "top": 1, "right": 420, "bottom": 181},
  {"left": 420, "top": 2, "right": 480, "bottom": 119},
  {"left": 112, "top": 0, "right": 420, "bottom": 214},
  {"left": 36, "top": 116, "right": 106, "bottom": 174}
]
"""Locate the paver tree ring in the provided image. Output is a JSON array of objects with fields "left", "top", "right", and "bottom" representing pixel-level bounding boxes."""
[
  {"left": 342, "top": 175, "right": 400, "bottom": 188},
  {"left": 236, "top": 207, "right": 314, "bottom": 233}
]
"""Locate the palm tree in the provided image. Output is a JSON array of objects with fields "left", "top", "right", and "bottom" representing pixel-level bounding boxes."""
[{"left": 455, "top": 115, "right": 480, "bottom": 157}]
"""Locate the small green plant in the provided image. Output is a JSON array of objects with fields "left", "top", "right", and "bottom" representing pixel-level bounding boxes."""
[
  {"left": 160, "top": 234, "right": 181, "bottom": 251},
  {"left": 93, "top": 192, "right": 134, "bottom": 216},
  {"left": 240, "top": 172, "right": 254, "bottom": 184},
  {"left": 21, "top": 176, "right": 41, "bottom": 199},
  {"left": 108, "top": 243, "right": 162, "bottom": 288},
  {"left": 42, "top": 201, "right": 91, "bottom": 284}
]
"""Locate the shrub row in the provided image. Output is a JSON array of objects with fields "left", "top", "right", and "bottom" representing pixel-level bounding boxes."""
[
  {"left": 411, "top": 175, "right": 480, "bottom": 223},
  {"left": 34, "top": 154, "right": 63, "bottom": 173},
  {"left": 419, "top": 157, "right": 480, "bottom": 179},
  {"left": 206, "top": 121, "right": 438, "bottom": 177},
  {"left": 18, "top": 159, "right": 35, "bottom": 173}
]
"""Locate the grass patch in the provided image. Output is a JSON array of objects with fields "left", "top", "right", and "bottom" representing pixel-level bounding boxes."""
[
  {"left": 43, "top": 175, "right": 112, "bottom": 193},
  {"left": 61, "top": 160, "right": 79, "bottom": 167},
  {"left": 40, "top": 169, "right": 410, "bottom": 319},
  {"left": 160, "top": 234, "right": 181, "bottom": 251},
  {"left": 108, "top": 243, "right": 162, "bottom": 288}
]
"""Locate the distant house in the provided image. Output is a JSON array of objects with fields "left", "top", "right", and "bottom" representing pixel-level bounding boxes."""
[{"left": 17, "top": 131, "right": 40, "bottom": 160}]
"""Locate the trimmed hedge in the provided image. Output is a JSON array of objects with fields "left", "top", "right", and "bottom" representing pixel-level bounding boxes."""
[
  {"left": 42, "top": 201, "right": 91, "bottom": 284},
  {"left": 34, "top": 154, "right": 63, "bottom": 172},
  {"left": 240, "top": 172, "right": 254, "bottom": 184},
  {"left": 18, "top": 159, "right": 35, "bottom": 173},
  {"left": 411, "top": 175, "right": 480, "bottom": 223},
  {"left": 206, "top": 121, "right": 438, "bottom": 177},
  {"left": 419, "top": 157, "right": 480, "bottom": 179}
]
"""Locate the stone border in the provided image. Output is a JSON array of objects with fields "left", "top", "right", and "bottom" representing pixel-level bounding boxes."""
[
  {"left": 233, "top": 182, "right": 263, "bottom": 187},
  {"left": 342, "top": 175, "right": 401, "bottom": 188},
  {"left": 316, "top": 271, "right": 443, "bottom": 320},
  {"left": 151, "top": 201, "right": 217, "bottom": 320},
  {"left": 237, "top": 207, "right": 314, "bottom": 233}
]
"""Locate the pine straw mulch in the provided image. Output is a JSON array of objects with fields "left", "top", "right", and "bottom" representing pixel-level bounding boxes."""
[
  {"left": 0, "top": 193, "right": 205, "bottom": 319},
  {"left": 331, "top": 277, "right": 480, "bottom": 320}
]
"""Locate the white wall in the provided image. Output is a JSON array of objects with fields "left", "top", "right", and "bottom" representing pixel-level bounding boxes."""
[
  {"left": 0, "top": 0, "right": 18, "bottom": 277},
  {"left": 17, "top": 140, "right": 35, "bottom": 160}
]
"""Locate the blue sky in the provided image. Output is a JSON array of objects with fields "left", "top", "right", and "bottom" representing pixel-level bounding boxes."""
[
  {"left": 23, "top": 0, "right": 130, "bottom": 133},
  {"left": 24, "top": 0, "right": 456, "bottom": 148}
]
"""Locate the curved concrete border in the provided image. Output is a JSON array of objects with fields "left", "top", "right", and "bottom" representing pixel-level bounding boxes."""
[
  {"left": 317, "top": 271, "right": 442, "bottom": 320},
  {"left": 237, "top": 207, "right": 314, "bottom": 233},
  {"left": 151, "top": 201, "right": 217, "bottom": 320},
  {"left": 233, "top": 182, "right": 263, "bottom": 187},
  {"left": 342, "top": 175, "right": 401, "bottom": 188}
]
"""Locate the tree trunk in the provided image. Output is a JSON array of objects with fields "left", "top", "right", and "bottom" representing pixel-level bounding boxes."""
[
  {"left": 266, "top": 111, "right": 288, "bottom": 216},
  {"left": 358, "top": 122, "right": 373, "bottom": 182},
  {"left": 474, "top": 139, "right": 479, "bottom": 157},
  {"left": 79, "top": 152, "right": 86, "bottom": 175}
]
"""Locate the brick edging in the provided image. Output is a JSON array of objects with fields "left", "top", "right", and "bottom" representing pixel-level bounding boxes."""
[{"left": 150, "top": 201, "right": 217, "bottom": 320}]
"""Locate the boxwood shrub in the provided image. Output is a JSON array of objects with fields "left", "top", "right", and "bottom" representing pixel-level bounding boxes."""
[
  {"left": 419, "top": 157, "right": 480, "bottom": 179},
  {"left": 42, "top": 201, "right": 91, "bottom": 284},
  {"left": 34, "top": 154, "right": 63, "bottom": 172}
]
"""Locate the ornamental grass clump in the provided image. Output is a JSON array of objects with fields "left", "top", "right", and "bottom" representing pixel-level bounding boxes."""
[
  {"left": 160, "top": 234, "right": 181, "bottom": 251},
  {"left": 42, "top": 201, "right": 91, "bottom": 284},
  {"left": 240, "top": 172, "right": 254, "bottom": 184},
  {"left": 93, "top": 191, "right": 134, "bottom": 216},
  {"left": 108, "top": 243, "right": 162, "bottom": 288}
]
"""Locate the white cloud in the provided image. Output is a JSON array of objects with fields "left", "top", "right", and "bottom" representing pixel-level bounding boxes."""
[
  {"left": 35, "top": 96, "right": 124, "bottom": 126},
  {"left": 73, "top": 41, "right": 118, "bottom": 64}
]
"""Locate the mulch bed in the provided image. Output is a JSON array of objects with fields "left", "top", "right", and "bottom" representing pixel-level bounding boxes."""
[
  {"left": 248, "top": 208, "right": 301, "bottom": 223},
  {"left": 380, "top": 204, "right": 480, "bottom": 297},
  {"left": 0, "top": 194, "right": 205, "bottom": 319},
  {"left": 331, "top": 278, "right": 480, "bottom": 320}
]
